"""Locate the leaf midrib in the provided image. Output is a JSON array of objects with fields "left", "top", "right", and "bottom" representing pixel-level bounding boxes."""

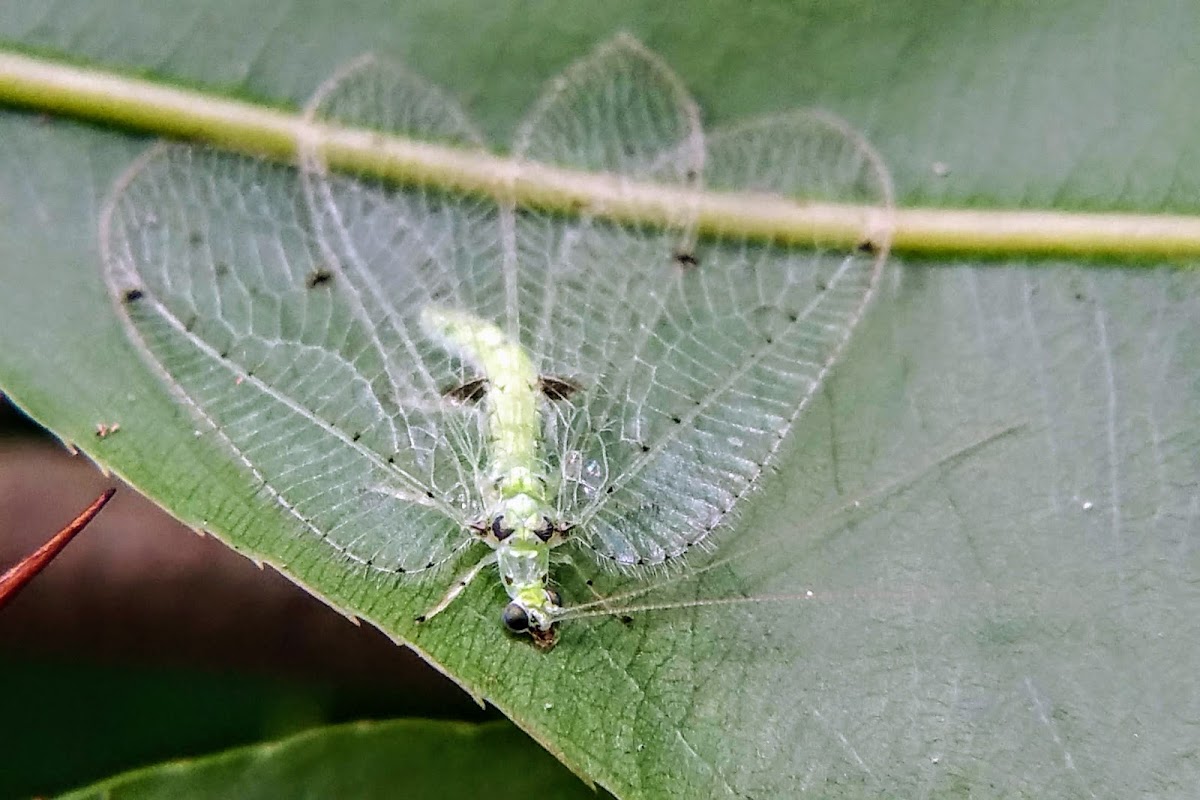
[{"left": 2, "top": 49, "right": 1197, "bottom": 262}]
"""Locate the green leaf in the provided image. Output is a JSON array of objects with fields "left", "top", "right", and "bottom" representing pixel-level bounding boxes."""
[
  {"left": 56, "top": 720, "right": 598, "bottom": 799},
  {"left": 2, "top": 4, "right": 1198, "bottom": 799}
]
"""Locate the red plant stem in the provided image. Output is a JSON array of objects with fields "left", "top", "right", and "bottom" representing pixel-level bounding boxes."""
[{"left": 0, "top": 488, "right": 116, "bottom": 610}]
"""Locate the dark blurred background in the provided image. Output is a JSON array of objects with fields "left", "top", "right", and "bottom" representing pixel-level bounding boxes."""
[{"left": 0, "top": 396, "right": 487, "bottom": 799}]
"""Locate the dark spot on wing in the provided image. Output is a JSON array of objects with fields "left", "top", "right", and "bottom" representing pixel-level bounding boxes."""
[
  {"left": 444, "top": 378, "right": 488, "bottom": 404},
  {"left": 215, "top": 262, "right": 230, "bottom": 277},
  {"left": 672, "top": 250, "right": 699, "bottom": 269},
  {"left": 492, "top": 515, "right": 514, "bottom": 541},
  {"left": 306, "top": 268, "right": 333, "bottom": 288},
  {"left": 188, "top": 230, "right": 203, "bottom": 247},
  {"left": 122, "top": 288, "right": 144, "bottom": 303},
  {"left": 540, "top": 376, "right": 582, "bottom": 401},
  {"left": 856, "top": 240, "right": 877, "bottom": 254}
]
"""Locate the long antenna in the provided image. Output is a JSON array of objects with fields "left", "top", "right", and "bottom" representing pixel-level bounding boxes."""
[{"left": 556, "top": 422, "right": 1024, "bottom": 622}]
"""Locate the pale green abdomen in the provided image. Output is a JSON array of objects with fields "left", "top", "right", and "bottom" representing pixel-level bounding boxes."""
[{"left": 420, "top": 307, "right": 544, "bottom": 500}]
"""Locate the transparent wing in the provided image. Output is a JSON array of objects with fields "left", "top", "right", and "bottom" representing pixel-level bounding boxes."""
[
  {"left": 100, "top": 63, "right": 501, "bottom": 574},
  {"left": 298, "top": 54, "right": 509, "bottom": 512},
  {"left": 512, "top": 36, "right": 895, "bottom": 567},
  {"left": 510, "top": 34, "right": 704, "bottom": 395},
  {"left": 506, "top": 35, "right": 703, "bottom": 540}
]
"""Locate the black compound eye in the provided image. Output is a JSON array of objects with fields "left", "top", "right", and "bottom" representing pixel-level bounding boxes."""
[
  {"left": 534, "top": 517, "right": 555, "bottom": 543},
  {"left": 501, "top": 603, "right": 529, "bottom": 633},
  {"left": 545, "top": 588, "right": 562, "bottom": 607},
  {"left": 491, "top": 515, "right": 514, "bottom": 541}
]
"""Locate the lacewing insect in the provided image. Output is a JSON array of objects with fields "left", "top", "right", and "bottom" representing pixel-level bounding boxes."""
[{"left": 101, "top": 36, "right": 893, "bottom": 648}]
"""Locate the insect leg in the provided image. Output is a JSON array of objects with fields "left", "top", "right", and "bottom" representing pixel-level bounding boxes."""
[{"left": 415, "top": 550, "right": 499, "bottom": 623}]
